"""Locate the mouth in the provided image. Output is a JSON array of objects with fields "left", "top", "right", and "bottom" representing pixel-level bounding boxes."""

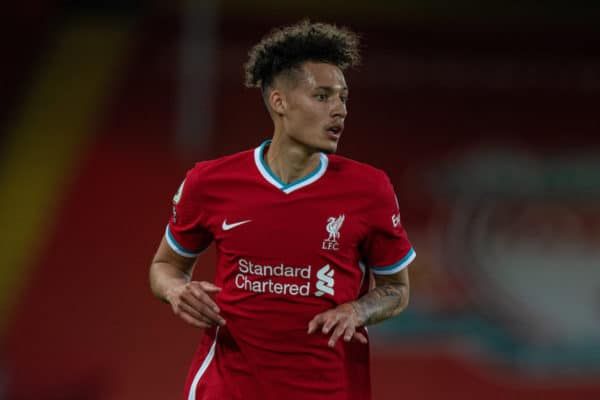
[{"left": 325, "top": 123, "right": 344, "bottom": 139}]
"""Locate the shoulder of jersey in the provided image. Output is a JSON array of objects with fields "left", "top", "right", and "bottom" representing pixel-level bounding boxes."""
[
  {"left": 188, "top": 148, "right": 254, "bottom": 180},
  {"left": 327, "top": 154, "right": 389, "bottom": 187}
]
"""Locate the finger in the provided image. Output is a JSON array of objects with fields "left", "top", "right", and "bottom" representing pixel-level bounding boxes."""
[
  {"left": 182, "top": 296, "right": 226, "bottom": 326},
  {"left": 353, "top": 332, "right": 368, "bottom": 344},
  {"left": 322, "top": 313, "right": 339, "bottom": 334},
  {"left": 187, "top": 287, "right": 220, "bottom": 313},
  {"left": 197, "top": 281, "right": 223, "bottom": 293},
  {"left": 171, "top": 299, "right": 213, "bottom": 327},
  {"left": 179, "top": 302, "right": 215, "bottom": 326},
  {"left": 328, "top": 323, "right": 347, "bottom": 348},
  {"left": 343, "top": 325, "right": 356, "bottom": 342},
  {"left": 307, "top": 314, "right": 325, "bottom": 334},
  {"left": 181, "top": 291, "right": 214, "bottom": 314},
  {"left": 199, "top": 306, "right": 226, "bottom": 326},
  {"left": 177, "top": 307, "right": 212, "bottom": 329}
]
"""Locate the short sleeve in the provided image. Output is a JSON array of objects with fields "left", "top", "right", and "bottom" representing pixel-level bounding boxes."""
[
  {"left": 362, "top": 172, "right": 415, "bottom": 275},
  {"left": 165, "top": 167, "right": 213, "bottom": 257}
]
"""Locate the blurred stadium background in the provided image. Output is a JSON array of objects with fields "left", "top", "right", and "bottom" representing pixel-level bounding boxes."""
[{"left": 2, "top": 1, "right": 600, "bottom": 399}]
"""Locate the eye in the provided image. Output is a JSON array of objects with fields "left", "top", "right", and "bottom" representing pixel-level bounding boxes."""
[
  {"left": 315, "top": 93, "right": 327, "bottom": 101},
  {"left": 340, "top": 95, "right": 349, "bottom": 104}
]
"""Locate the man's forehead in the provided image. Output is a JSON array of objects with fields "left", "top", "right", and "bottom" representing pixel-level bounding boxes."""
[{"left": 299, "top": 62, "right": 347, "bottom": 89}]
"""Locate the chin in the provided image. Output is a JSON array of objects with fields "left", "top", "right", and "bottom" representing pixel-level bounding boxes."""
[
  {"left": 319, "top": 141, "right": 338, "bottom": 154},
  {"left": 316, "top": 134, "right": 340, "bottom": 154}
]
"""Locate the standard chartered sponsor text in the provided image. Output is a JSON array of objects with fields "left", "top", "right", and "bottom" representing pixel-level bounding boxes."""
[{"left": 236, "top": 258, "right": 311, "bottom": 296}]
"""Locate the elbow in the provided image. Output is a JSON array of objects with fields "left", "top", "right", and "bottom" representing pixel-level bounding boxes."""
[
  {"left": 396, "top": 284, "right": 410, "bottom": 314},
  {"left": 149, "top": 260, "right": 172, "bottom": 302},
  {"left": 148, "top": 262, "right": 162, "bottom": 299}
]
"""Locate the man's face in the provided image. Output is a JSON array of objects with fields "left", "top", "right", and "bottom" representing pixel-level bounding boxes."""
[{"left": 278, "top": 62, "right": 348, "bottom": 154}]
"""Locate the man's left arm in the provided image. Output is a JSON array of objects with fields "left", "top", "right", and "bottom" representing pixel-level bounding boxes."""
[
  {"left": 353, "top": 268, "right": 409, "bottom": 325},
  {"left": 307, "top": 268, "right": 409, "bottom": 347}
]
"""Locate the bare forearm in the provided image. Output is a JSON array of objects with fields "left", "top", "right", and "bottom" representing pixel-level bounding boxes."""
[
  {"left": 351, "top": 282, "right": 409, "bottom": 326},
  {"left": 149, "top": 261, "right": 192, "bottom": 303},
  {"left": 149, "top": 237, "right": 198, "bottom": 302}
]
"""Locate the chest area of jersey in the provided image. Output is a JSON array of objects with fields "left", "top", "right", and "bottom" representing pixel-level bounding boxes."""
[{"left": 207, "top": 194, "right": 368, "bottom": 259}]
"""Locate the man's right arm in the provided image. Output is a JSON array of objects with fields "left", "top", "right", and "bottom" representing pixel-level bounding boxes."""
[{"left": 149, "top": 237, "right": 226, "bottom": 328}]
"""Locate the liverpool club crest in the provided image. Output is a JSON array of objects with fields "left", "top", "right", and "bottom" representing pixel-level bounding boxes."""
[{"left": 322, "top": 214, "right": 345, "bottom": 251}]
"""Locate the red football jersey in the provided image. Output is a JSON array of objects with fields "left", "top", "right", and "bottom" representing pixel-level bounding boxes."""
[{"left": 166, "top": 140, "right": 415, "bottom": 400}]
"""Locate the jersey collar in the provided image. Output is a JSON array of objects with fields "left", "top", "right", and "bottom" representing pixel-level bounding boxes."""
[{"left": 253, "top": 140, "right": 329, "bottom": 194}]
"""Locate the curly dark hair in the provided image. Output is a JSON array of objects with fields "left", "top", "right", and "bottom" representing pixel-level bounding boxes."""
[{"left": 244, "top": 19, "right": 361, "bottom": 91}]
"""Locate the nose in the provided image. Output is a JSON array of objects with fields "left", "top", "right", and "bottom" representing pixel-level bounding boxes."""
[{"left": 331, "top": 97, "right": 347, "bottom": 119}]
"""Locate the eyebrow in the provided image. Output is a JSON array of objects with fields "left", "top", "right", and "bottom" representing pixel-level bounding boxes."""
[{"left": 315, "top": 86, "right": 349, "bottom": 92}]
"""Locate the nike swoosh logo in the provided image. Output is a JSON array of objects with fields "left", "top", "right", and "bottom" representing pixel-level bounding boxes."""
[{"left": 222, "top": 219, "right": 252, "bottom": 231}]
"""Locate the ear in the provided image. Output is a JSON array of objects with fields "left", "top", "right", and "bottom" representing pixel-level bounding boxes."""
[{"left": 268, "top": 89, "right": 286, "bottom": 115}]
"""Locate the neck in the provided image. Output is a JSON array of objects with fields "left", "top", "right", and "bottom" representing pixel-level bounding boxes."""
[{"left": 265, "top": 134, "right": 321, "bottom": 184}]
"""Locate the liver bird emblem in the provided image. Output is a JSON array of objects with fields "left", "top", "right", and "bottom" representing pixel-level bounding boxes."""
[{"left": 326, "top": 214, "right": 345, "bottom": 241}]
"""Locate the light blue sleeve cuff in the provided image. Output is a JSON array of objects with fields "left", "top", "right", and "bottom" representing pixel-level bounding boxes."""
[
  {"left": 165, "top": 225, "right": 202, "bottom": 258},
  {"left": 370, "top": 247, "right": 416, "bottom": 275}
]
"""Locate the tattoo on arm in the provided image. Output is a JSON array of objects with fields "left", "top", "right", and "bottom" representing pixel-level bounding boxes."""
[{"left": 351, "top": 283, "right": 408, "bottom": 326}]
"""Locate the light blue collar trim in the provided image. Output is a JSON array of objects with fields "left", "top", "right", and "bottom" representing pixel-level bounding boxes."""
[{"left": 253, "top": 140, "right": 329, "bottom": 194}]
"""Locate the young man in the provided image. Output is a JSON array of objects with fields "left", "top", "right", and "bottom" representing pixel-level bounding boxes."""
[{"left": 150, "top": 20, "right": 415, "bottom": 400}]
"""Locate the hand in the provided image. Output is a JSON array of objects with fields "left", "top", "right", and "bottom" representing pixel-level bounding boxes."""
[
  {"left": 307, "top": 303, "right": 368, "bottom": 347},
  {"left": 165, "top": 281, "right": 226, "bottom": 329}
]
